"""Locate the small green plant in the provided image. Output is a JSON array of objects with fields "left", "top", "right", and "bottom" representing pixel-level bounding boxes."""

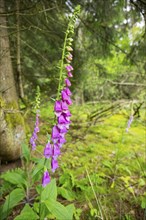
[{"left": 0, "top": 144, "right": 75, "bottom": 219}]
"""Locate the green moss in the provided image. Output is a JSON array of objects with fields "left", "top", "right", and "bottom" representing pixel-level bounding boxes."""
[
  {"left": 0, "top": 96, "right": 5, "bottom": 108},
  {"left": 6, "top": 112, "right": 24, "bottom": 129},
  {"left": 4, "top": 101, "right": 25, "bottom": 129}
]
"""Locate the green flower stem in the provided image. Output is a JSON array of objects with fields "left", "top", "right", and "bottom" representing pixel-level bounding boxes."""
[
  {"left": 39, "top": 157, "right": 48, "bottom": 217},
  {"left": 35, "top": 86, "right": 40, "bottom": 110},
  {"left": 56, "top": 5, "right": 80, "bottom": 100},
  {"left": 56, "top": 26, "right": 70, "bottom": 101}
]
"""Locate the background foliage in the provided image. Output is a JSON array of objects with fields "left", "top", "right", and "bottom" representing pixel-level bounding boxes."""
[
  {"left": 0, "top": 0, "right": 146, "bottom": 219},
  {"left": 4, "top": 0, "right": 146, "bottom": 102}
]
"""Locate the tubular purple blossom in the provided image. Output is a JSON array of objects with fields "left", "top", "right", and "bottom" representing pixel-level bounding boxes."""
[
  {"left": 53, "top": 144, "right": 61, "bottom": 157},
  {"left": 58, "top": 114, "right": 68, "bottom": 124},
  {"left": 34, "top": 126, "right": 39, "bottom": 133},
  {"left": 126, "top": 115, "right": 134, "bottom": 132},
  {"left": 65, "top": 78, "right": 71, "bottom": 87},
  {"left": 51, "top": 158, "right": 59, "bottom": 172},
  {"left": 67, "top": 71, "right": 73, "bottom": 77},
  {"left": 64, "top": 110, "right": 71, "bottom": 117},
  {"left": 61, "top": 90, "right": 70, "bottom": 101},
  {"left": 57, "top": 121, "right": 70, "bottom": 129},
  {"left": 66, "top": 65, "right": 73, "bottom": 72},
  {"left": 54, "top": 100, "right": 63, "bottom": 117},
  {"left": 66, "top": 97, "right": 72, "bottom": 105},
  {"left": 52, "top": 125, "right": 60, "bottom": 139},
  {"left": 42, "top": 170, "right": 51, "bottom": 187},
  {"left": 64, "top": 115, "right": 71, "bottom": 122},
  {"left": 44, "top": 142, "right": 53, "bottom": 158},
  {"left": 30, "top": 139, "right": 36, "bottom": 150},
  {"left": 64, "top": 87, "right": 72, "bottom": 96},
  {"left": 57, "top": 137, "right": 66, "bottom": 145},
  {"left": 35, "top": 113, "right": 39, "bottom": 125},
  {"left": 30, "top": 130, "right": 38, "bottom": 150},
  {"left": 30, "top": 112, "right": 40, "bottom": 150},
  {"left": 54, "top": 100, "right": 62, "bottom": 112},
  {"left": 59, "top": 126, "right": 68, "bottom": 134},
  {"left": 61, "top": 101, "right": 69, "bottom": 111}
]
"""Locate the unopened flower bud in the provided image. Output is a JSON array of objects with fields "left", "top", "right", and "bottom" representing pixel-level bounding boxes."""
[{"left": 66, "top": 46, "right": 73, "bottom": 52}]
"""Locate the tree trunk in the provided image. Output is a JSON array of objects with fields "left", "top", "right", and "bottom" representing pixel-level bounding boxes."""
[
  {"left": 16, "top": 0, "right": 24, "bottom": 99},
  {"left": 0, "top": 0, "right": 25, "bottom": 162}
]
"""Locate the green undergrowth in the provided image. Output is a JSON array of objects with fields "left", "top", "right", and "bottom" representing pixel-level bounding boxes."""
[
  {"left": 38, "top": 101, "right": 146, "bottom": 219},
  {"left": 1, "top": 102, "right": 145, "bottom": 220}
]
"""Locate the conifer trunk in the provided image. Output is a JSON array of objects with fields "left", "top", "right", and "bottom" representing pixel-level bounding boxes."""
[{"left": 0, "top": 0, "right": 25, "bottom": 162}]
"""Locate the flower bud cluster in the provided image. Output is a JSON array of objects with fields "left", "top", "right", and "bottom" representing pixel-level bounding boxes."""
[
  {"left": 30, "top": 86, "right": 40, "bottom": 150},
  {"left": 30, "top": 111, "right": 40, "bottom": 150},
  {"left": 126, "top": 115, "right": 134, "bottom": 132},
  {"left": 42, "top": 63, "right": 74, "bottom": 186}
]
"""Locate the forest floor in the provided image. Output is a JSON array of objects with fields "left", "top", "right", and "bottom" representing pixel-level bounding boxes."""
[
  {"left": 1, "top": 101, "right": 145, "bottom": 219},
  {"left": 39, "top": 101, "right": 146, "bottom": 219}
]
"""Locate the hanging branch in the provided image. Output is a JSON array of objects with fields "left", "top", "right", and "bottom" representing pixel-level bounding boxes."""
[{"left": 108, "top": 81, "right": 146, "bottom": 87}]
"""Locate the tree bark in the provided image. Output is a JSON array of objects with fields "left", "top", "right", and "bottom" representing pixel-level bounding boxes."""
[
  {"left": 16, "top": 0, "right": 24, "bottom": 99},
  {"left": 0, "top": 0, "right": 25, "bottom": 162}
]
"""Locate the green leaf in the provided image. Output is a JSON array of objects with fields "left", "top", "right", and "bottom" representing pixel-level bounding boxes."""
[
  {"left": 33, "top": 202, "right": 39, "bottom": 213},
  {"left": 21, "top": 143, "right": 30, "bottom": 162},
  {"left": 59, "top": 172, "right": 74, "bottom": 188},
  {"left": 66, "top": 204, "right": 75, "bottom": 218},
  {"left": 102, "top": 161, "right": 113, "bottom": 171},
  {"left": 141, "top": 196, "right": 146, "bottom": 209},
  {"left": 14, "top": 204, "right": 39, "bottom": 220},
  {"left": 58, "top": 187, "right": 75, "bottom": 201},
  {"left": 41, "top": 179, "right": 57, "bottom": 201},
  {"left": 32, "top": 158, "right": 47, "bottom": 182},
  {"left": 1, "top": 169, "right": 27, "bottom": 187},
  {"left": 0, "top": 181, "right": 13, "bottom": 198},
  {"left": 1, "top": 188, "right": 25, "bottom": 220},
  {"left": 139, "top": 178, "right": 145, "bottom": 186},
  {"left": 32, "top": 158, "right": 51, "bottom": 181},
  {"left": 44, "top": 198, "right": 74, "bottom": 220},
  {"left": 39, "top": 202, "right": 51, "bottom": 219}
]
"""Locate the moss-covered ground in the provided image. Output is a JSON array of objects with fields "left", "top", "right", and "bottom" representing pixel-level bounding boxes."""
[
  {"left": 38, "top": 102, "right": 145, "bottom": 219},
  {"left": 1, "top": 101, "right": 145, "bottom": 219}
]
